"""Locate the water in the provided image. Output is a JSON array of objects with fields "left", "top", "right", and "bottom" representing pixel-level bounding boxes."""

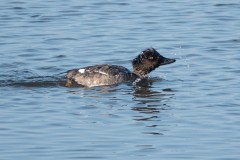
[{"left": 0, "top": 0, "right": 239, "bottom": 159}]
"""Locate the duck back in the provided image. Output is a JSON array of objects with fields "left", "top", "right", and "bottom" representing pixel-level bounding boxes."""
[{"left": 66, "top": 64, "right": 134, "bottom": 87}]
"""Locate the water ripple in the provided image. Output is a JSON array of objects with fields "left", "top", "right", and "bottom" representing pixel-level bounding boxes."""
[{"left": 0, "top": 0, "right": 239, "bottom": 160}]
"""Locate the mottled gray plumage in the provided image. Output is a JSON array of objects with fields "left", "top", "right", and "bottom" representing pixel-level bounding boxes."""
[
  {"left": 65, "top": 48, "right": 175, "bottom": 87},
  {"left": 66, "top": 64, "right": 136, "bottom": 87}
]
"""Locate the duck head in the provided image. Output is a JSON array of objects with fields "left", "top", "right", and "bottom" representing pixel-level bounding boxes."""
[{"left": 132, "top": 48, "right": 175, "bottom": 77}]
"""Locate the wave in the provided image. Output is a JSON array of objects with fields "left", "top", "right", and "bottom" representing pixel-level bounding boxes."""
[{"left": 0, "top": 70, "right": 66, "bottom": 87}]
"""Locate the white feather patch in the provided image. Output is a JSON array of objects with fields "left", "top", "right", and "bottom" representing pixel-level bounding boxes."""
[
  {"left": 97, "top": 71, "right": 108, "bottom": 75},
  {"left": 78, "top": 68, "right": 85, "bottom": 74}
]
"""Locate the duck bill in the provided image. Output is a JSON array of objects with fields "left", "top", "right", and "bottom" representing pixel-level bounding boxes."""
[{"left": 159, "top": 57, "right": 176, "bottom": 66}]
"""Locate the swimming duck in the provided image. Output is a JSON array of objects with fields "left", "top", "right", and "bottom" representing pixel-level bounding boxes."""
[{"left": 65, "top": 48, "right": 175, "bottom": 87}]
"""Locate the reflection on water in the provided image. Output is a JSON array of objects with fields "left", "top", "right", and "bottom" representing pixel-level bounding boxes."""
[
  {"left": 130, "top": 77, "right": 174, "bottom": 136},
  {"left": 132, "top": 77, "right": 173, "bottom": 114},
  {"left": 54, "top": 76, "right": 174, "bottom": 137}
]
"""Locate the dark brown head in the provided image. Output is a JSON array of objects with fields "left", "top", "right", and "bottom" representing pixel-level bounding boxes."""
[{"left": 132, "top": 48, "right": 176, "bottom": 77}]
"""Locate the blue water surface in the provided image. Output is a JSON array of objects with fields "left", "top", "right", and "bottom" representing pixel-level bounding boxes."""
[{"left": 0, "top": 0, "right": 239, "bottom": 160}]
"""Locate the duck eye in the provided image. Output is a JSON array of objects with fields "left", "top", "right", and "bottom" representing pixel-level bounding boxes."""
[{"left": 148, "top": 56, "right": 154, "bottom": 60}]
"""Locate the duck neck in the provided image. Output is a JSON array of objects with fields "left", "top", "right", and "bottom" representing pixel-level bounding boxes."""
[{"left": 132, "top": 70, "right": 147, "bottom": 78}]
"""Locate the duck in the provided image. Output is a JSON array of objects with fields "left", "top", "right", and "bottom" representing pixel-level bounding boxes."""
[{"left": 65, "top": 48, "right": 175, "bottom": 87}]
